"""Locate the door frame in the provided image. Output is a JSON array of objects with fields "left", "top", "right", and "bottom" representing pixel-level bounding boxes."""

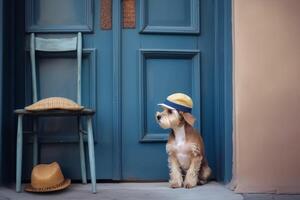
[
  {"left": 111, "top": 0, "right": 233, "bottom": 183},
  {"left": 0, "top": 0, "right": 3, "bottom": 184}
]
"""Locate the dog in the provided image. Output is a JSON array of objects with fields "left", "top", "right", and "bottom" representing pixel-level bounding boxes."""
[{"left": 156, "top": 93, "right": 211, "bottom": 189}]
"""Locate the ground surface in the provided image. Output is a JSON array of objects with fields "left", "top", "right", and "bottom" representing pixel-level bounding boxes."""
[
  {"left": 0, "top": 182, "right": 299, "bottom": 200},
  {"left": 0, "top": 182, "right": 242, "bottom": 200},
  {"left": 243, "top": 193, "right": 300, "bottom": 200}
]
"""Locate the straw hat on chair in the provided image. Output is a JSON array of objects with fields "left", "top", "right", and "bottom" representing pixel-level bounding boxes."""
[{"left": 25, "top": 162, "right": 71, "bottom": 192}]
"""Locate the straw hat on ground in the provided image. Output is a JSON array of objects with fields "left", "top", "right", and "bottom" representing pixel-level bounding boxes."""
[{"left": 25, "top": 162, "right": 71, "bottom": 192}]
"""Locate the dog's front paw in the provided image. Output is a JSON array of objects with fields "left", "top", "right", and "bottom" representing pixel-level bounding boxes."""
[
  {"left": 170, "top": 182, "right": 182, "bottom": 189},
  {"left": 183, "top": 181, "right": 197, "bottom": 189},
  {"left": 169, "top": 179, "right": 183, "bottom": 189},
  {"left": 184, "top": 176, "right": 197, "bottom": 189}
]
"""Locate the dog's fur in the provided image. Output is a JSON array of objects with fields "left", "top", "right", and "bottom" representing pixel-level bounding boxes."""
[{"left": 156, "top": 108, "right": 211, "bottom": 188}]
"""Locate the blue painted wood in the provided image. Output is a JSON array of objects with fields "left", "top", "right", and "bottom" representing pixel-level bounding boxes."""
[
  {"left": 30, "top": 33, "right": 80, "bottom": 102},
  {"left": 24, "top": 48, "right": 97, "bottom": 143},
  {"left": 223, "top": 0, "right": 233, "bottom": 184},
  {"left": 18, "top": 0, "right": 233, "bottom": 184},
  {"left": 16, "top": 114, "right": 23, "bottom": 192},
  {"left": 215, "top": 0, "right": 233, "bottom": 183},
  {"left": 22, "top": 0, "right": 115, "bottom": 182},
  {"left": 77, "top": 32, "right": 82, "bottom": 105},
  {"left": 18, "top": 47, "right": 99, "bottom": 184},
  {"left": 122, "top": 0, "right": 204, "bottom": 180},
  {"left": 26, "top": 0, "right": 93, "bottom": 32},
  {"left": 78, "top": 117, "right": 87, "bottom": 184},
  {"left": 87, "top": 116, "right": 96, "bottom": 193},
  {"left": 121, "top": 0, "right": 233, "bottom": 182},
  {"left": 140, "top": 0, "right": 200, "bottom": 34},
  {"left": 35, "top": 37, "right": 78, "bottom": 52},
  {"left": 23, "top": 33, "right": 97, "bottom": 192},
  {"left": 138, "top": 49, "right": 200, "bottom": 142},
  {"left": 32, "top": 118, "right": 38, "bottom": 166},
  {"left": 0, "top": 0, "right": 3, "bottom": 184},
  {"left": 15, "top": 110, "right": 96, "bottom": 192},
  {"left": 30, "top": 33, "right": 38, "bottom": 102},
  {"left": 112, "top": 0, "right": 122, "bottom": 180}
]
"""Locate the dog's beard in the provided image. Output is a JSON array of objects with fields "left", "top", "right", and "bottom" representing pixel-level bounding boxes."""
[
  {"left": 157, "top": 117, "right": 171, "bottom": 129},
  {"left": 156, "top": 111, "right": 181, "bottom": 129}
]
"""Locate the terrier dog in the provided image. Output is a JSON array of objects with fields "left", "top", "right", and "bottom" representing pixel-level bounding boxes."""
[{"left": 156, "top": 93, "right": 211, "bottom": 188}]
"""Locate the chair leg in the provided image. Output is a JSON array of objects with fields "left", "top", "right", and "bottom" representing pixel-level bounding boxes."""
[
  {"left": 87, "top": 116, "right": 96, "bottom": 193},
  {"left": 33, "top": 118, "right": 38, "bottom": 166},
  {"left": 78, "top": 117, "right": 87, "bottom": 184},
  {"left": 16, "top": 115, "right": 23, "bottom": 192}
]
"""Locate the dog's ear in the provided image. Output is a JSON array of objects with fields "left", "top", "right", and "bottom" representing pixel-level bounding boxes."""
[{"left": 181, "top": 112, "right": 196, "bottom": 126}]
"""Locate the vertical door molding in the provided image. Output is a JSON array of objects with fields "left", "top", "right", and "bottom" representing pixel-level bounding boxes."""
[
  {"left": 0, "top": 0, "right": 3, "bottom": 183},
  {"left": 112, "top": 0, "right": 122, "bottom": 180},
  {"left": 213, "top": 0, "right": 233, "bottom": 183}
]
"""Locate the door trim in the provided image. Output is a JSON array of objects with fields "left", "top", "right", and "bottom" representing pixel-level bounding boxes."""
[
  {"left": 214, "top": 0, "right": 233, "bottom": 183},
  {"left": 0, "top": 0, "right": 3, "bottom": 184},
  {"left": 112, "top": 0, "right": 122, "bottom": 180}
]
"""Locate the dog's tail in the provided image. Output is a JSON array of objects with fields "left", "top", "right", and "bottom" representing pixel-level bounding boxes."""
[{"left": 198, "top": 158, "right": 212, "bottom": 185}]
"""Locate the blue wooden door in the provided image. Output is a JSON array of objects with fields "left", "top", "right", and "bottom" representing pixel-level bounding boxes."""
[
  {"left": 121, "top": 0, "right": 216, "bottom": 180},
  {"left": 21, "top": 0, "right": 221, "bottom": 182}
]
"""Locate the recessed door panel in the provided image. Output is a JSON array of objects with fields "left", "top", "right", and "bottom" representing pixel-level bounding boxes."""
[
  {"left": 138, "top": 50, "right": 200, "bottom": 142},
  {"left": 140, "top": 0, "right": 200, "bottom": 34}
]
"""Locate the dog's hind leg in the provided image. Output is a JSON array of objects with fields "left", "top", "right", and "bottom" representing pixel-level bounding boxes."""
[{"left": 198, "top": 158, "right": 211, "bottom": 185}]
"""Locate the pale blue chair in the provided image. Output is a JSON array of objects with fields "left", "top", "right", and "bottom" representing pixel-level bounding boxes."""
[{"left": 14, "top": 33, "right": 96, "bottom": 193}]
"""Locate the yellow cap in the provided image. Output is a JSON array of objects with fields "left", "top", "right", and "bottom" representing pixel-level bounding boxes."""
[{"left": 158, "top": 93, "right": 193, "bottom": 113}]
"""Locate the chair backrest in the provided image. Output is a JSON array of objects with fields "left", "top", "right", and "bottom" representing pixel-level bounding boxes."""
[{"left": 30, "top": 32, "right": 82, "bottom": 105}]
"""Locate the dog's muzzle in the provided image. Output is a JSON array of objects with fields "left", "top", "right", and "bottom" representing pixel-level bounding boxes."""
[{"left": 156, "top": 115, "right": 161, "bottom": 121}]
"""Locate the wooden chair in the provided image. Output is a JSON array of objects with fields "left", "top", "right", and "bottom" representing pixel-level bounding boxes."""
[{"left": 14, "top": 33, "right": 96, "bottom": 193}]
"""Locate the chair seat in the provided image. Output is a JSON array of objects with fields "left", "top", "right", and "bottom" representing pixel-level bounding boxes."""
[{"left": 14, "top": 108, "right": 95, "bottom": 116}]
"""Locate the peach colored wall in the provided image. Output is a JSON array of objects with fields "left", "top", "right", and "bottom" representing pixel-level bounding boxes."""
[{"left": 233, "top": 0, "right": 300, "bottom": 194}]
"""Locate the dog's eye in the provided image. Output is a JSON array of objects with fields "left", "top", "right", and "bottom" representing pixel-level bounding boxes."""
[{"left": 168, "top": 109, "right": 173, "bottom": 114}]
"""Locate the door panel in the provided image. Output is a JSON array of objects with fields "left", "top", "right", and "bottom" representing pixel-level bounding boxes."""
[
  {"left": 140, "top": 0, "right": 199, "bottom": 34},
  {"left": 139, "top": 50, "right": 200, "bottom": 142},
  {"left": 121, "top": 0, "right": 213, "bottom": 180}
]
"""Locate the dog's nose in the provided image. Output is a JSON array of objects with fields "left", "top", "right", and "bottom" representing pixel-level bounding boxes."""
[{"left": 157, "top": 115, "right": 161, "bottom": 120}]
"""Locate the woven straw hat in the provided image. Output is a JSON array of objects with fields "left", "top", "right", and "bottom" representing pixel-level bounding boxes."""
[
  {"left": 158, "top": 93, "right": 193, "bottom": 113},
  {"left": 25, "top": 162, "right": 71, "bottom": 192},
  {"left": 25, "top": 97, "right": 83, "bottom": 111}
]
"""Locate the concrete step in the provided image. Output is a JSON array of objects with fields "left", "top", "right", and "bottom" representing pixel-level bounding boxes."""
[{"left": 0, "top": 182, "right": 243, "bottom": 200}]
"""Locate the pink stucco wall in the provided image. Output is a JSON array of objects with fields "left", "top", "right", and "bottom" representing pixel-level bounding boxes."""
[{"left": 233, "top": 0, "right": 300, "bottom": 193}]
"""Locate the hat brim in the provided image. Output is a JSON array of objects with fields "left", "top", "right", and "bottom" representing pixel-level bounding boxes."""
[
  {"left": 157, "top": 103, "right": 175, "bottom": 110},
  {"left": 25, "top": 179, "right": 71, "bottom": 193}
]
